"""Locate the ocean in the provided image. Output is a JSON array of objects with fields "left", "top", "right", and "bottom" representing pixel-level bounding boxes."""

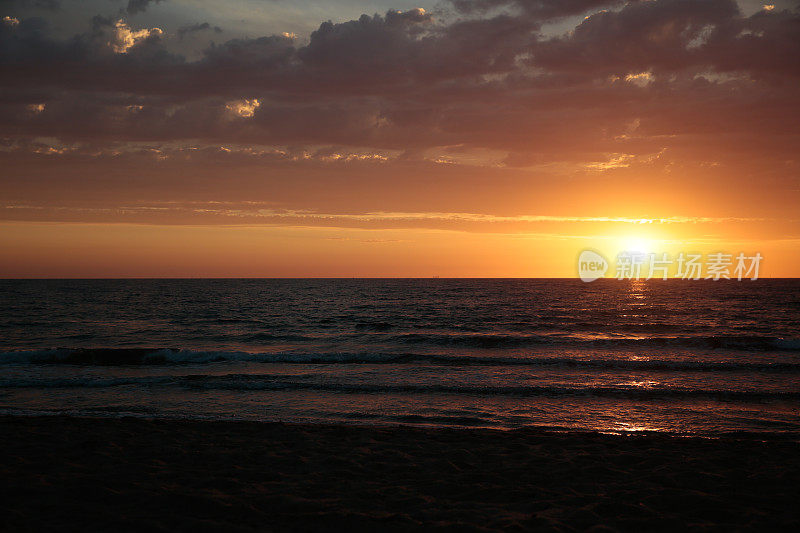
[{"left": 1, "top": 279, "right": 798, "bottom": 437}]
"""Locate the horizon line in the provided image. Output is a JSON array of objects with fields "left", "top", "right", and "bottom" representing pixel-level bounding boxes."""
[{"left": 1, "top": 277, "right": 797, "bottom": 281}]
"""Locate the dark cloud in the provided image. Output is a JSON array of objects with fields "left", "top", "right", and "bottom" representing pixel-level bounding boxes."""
[
  {"left": 125, "top": 0, "right": 163, "bottom": 15},
  {"left": 4, "top": 2, "right": 795, "bottom": 98},
  {"left": 0, "top": 0, "right": 60, "bottom": 10},
  {"left": 703, "top": 7, "right": 800, "bottom": 78},
  {"left": 177, "top": 22, "right": 222, "bottom": 40},
  {"left": 450, "top": 0, "right": 625, "bottom": 20},
  {"left": 532, "top": 0, "right": 800, "bottom": 79},
  {"left": 202, "top": 34, "right": 295, "bottom": 69},
  {"left": 0, "top": 1, "right": 798, "bottom": 222},
  {"left": 533, "top": 0, "right": 736, "bottom": 74}
]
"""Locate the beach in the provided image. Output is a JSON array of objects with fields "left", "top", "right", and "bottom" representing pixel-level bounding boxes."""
[{"left": 1, "top": 416, "right": 798, "bottom": 531}]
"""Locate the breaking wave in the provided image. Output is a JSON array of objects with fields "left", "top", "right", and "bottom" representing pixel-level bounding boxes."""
[
  {"left": 1, "top": 345, "right": 800, "bottom": 372},
  {"left": 1, "top": 372, "right": 797, "bottom": 403}
]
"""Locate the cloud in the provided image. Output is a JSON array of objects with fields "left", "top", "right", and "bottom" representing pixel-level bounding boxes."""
[
  {"left": 532, "top": 0, "right": 800, "bottom": 78},
  {"left": 533, "top": 0, "right": 741, "bottom": 75},
  {"left": 225, "top": 98, "right": 260, "bottom": 118},
  {"left": 450, "top": 0, "right": 625, "bottom": 20},
  {"left": 177, "top": 22, "right": 222, "bottom": 40},
  {"left": 0, "top": 1, "right": 798, "bottom": 228},
  {"left": 33, "top": 0, "right": 58, "bottom": 9},
  {"left": 624, "top": 71, "right": 654, "bottom": 87},
  {"left": 0, "top": 195, "right": 787, "bottom": 238},
  {"left": 106, "top": 19, "right": 163, "bottom": 53},
  {"left": 125, "top": 0, "right": 163, "bottom": 15},
  {"left": 1, "top": 0, "right": 60, "bottom": 10}
]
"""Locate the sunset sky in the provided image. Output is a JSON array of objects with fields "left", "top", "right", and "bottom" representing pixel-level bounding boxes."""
[{"left": 1, "top": 0, "right": 798, "bottom": 277}]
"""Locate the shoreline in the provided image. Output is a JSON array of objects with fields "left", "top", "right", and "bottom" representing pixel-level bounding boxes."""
[{"left": 2, "top": 415, "right": 799, "bottom": 531}]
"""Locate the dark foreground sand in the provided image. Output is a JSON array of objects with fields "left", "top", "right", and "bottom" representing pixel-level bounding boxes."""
[{"left": 1, "top": 417, "right": 798, "bottom": 532}]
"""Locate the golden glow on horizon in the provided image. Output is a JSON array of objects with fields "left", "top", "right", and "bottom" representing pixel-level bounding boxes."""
[{"left": 0, "top": 222, "right": 797, "bottom": 278}]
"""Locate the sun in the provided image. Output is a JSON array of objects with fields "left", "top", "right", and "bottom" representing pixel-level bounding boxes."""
[{"left": 619, "top": 237, "right": 654, "bottom": 255}]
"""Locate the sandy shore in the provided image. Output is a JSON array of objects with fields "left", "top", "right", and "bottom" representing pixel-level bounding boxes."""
[{"left": 1, "top": 416, "right": 798, "bottom": 531}]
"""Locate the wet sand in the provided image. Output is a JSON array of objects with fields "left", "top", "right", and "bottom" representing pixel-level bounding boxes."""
[{"left": 1, "top": 416, "right": 798, "bottom": 531}]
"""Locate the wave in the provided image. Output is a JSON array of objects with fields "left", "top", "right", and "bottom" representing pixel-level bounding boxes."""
[
  {"left": 2, "top": 347, "right": 800, "bottom": 372},
  {"left": 180, "top": 379, "right": 800, "bottom": 402},
  {"left": 3, "top": 372, "right": 797, "bottom": 402},
  {"left": 2, "top": 334, "right": 798, "bottom": 364},
  {"left": 0, "top": 376, "right": 176, "bottom": 388},
  {"left": 386, "top": 333, "right": 800, "bottom": 351}
]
